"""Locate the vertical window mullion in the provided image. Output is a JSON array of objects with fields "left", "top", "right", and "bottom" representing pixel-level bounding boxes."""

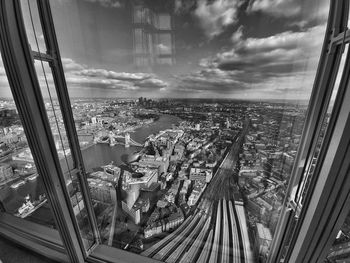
[
  {"left": 36, "top": 0, "right": 101, "bottom": 247},
  {"left": 267, "top": 0, "right": 349, "bottom": 262},
  {"left": 0, "top": 0, "right": 86, "bottom": 262}
]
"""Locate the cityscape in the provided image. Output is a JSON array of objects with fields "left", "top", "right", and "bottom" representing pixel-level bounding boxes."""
[
  {"left": 0, "top": 96, "right": 311, "bottom": 262},
  {"left": 2, "top": 0, "right": 347, "bottom": 262}
]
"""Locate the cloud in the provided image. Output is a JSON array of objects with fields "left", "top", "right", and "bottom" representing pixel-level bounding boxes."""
[
  {"left": 173, "top": 67, "right": 247, "bottom": 97},
  {"left": 212, "top": 24, "right": 326, "bottom": 75},
  {"left": 83, "top": 0, "right": 123, "bottom": 8},
  {"left": 137, "top": 78, "right": 168, "bottom": 88},
  {"left": 76, "top": 68, "right": 152, "bottom": 81},
  {"left": 57, "top": 58, "right": 168, "bottom": 94},
  {"left": 247, "top": 0, "right": 301, "bottom": 17},
  {"left": 174, "top": 24, "right": 326, "bottom": 99},
  {"left": 231, "top": 25, "right": 244, "bottom": 43},
  {"left": 194, "top": 0, "right": 243, "bottom": 39},
  {"left": 175, "top": 0, "right": 197, "bottom": 14},
  {"left": 242, "top": 30, "right": 306, "bottom": 51},
  {"left": 247, "top": 0, "right": 329, "bottom": 25},
  {"left": 61, "top": 58, "right": 86, "bottom": 71}
]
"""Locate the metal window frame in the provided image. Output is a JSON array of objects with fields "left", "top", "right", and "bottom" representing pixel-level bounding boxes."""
[
  {"left": 2, "top": 0, "right": 350, "bottom": 263},
  {"left": 36, "top": 0, "right": 101, "bottom": 246},
  {"left": 0, "top": 1, "right": 87, "bottom": 262},
  {"left": 268, "top": 0, "right": 350, "bottom": 262}
]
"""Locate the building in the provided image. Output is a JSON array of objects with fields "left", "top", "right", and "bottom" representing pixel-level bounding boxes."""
[
  {"left": 70, "top": 192, "right": 84, "bottom": 216},
  {"left": 0, "top": 1, "right": 349, "bottom": 263},
  {"left": 0, "top": 163, "right": 13, "bottom": 183},
  {"left": 189, "top": 167, "right": 212, "bottom": 183},
  {"left": 138, "top": 155, "right": 169, "bottom": 175},
  {"left": 87, "top": 178, "right": 117, "bottom": 204},
  {"left": 255, "top": 223, "right": 273, "bottom": 261},
  {"left": 122, "top": 201, "right": 141, "bottom": 224},
  {"left": 187, "top": 180, "right": 206, "bottom": 206},
  {"left": 102, "top": 164, "right": 121, "bottom": 183},
  {"left": 144, "top": 208, "right": 184, "bottom": 238},
  {"left": 123, "top": 166, "right": 158, "bottom": 190},
  {"left": 134, "top": 196, "right": 150, "bottom": 213},
  {"left": 12, "top": 148, "right": 34, "bottom": 162}
]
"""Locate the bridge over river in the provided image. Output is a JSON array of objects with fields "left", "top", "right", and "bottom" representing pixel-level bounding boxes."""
[{"left": 96, "top": 132, "right": 143, "bottom": 147}]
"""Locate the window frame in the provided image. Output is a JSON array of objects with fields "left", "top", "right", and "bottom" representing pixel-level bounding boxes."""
[
  {"left": 0, "top": 1, "right": 87, "bottom": 262},
  {"left": 267, "top": 0, "right": 350, "bottom": 262},
  {"left": 1, "top": 0, "right": 350, "bottom": 263}
]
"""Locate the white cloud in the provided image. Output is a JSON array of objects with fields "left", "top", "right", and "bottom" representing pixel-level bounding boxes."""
[
  {"left": 77, "top": 68, "right": 152, "bottom": 81},
  {"left": 56, "top": 58, "right": 168, "bottom": 93},
  {"left": 247, "top": 0, "right": 301, "bottom": 17},
  {"left": 194, "top": 0, "right": 243, "bottom": 39},
  {"left": 231, "top": 25, "right": 244, "bottom": 43},
  {"left": 62, "top": 58, "right": 86, "bottom": 71},
  {"left": 243, "top": 30, "right": 306, "bottom": 51},
  {"left": 247, "top": 0, "right": 329, "bottom": 25}
]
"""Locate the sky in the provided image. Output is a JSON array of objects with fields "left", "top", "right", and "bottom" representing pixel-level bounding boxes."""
[{"left": 0, "top": 0, "right": 330, "bottom": 100}]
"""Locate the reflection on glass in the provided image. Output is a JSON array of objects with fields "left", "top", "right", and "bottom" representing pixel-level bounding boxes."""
[
  {"left": 323, "top": 46, "right": 350, "bottom": 263},
  {"left": 296, "top": 44, "right": 349, "bottom": 208},
  {"left": 0, "top": 54, "right": 56, "bottom": 228},
  {"left": 327, "top": 210, "right": 350, "bottom": 262},
  {"left": 20, "top": 0, "right": 95, "bottom": 248},
  {"left": 20, "top": 0, "right": 47, "bottom": 52},
  {"left": 47, "top": 0, "right": 329, "bottom": 262},
  {"left": 33, "top": 58, "right": 95, "bottom": 248},
  {"left": 132, "top": 2, "right": 174, "bottom": 67}
]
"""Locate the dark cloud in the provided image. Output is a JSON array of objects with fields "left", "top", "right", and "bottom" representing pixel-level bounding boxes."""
[
  {"left": 173, "top": 23, "right": 326, "bottom": 99},
  {"left": 218, "top": 61, "right": 253, "bottom": 71},
  {"left": 194, "top": 0, "right": 243, "bottom": 39},
  {"left": 83, "top": 0, "right": 123, "bottom": 8}
]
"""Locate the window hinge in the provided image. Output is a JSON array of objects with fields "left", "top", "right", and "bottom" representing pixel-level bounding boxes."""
[
  {"left": 287, "top": 199, "right": 302, "bottom": 218},
  {"left": 341, "top": 27, "right": 348, "bottom": 53}
]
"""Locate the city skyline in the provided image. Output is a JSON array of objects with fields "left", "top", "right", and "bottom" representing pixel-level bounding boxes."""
[{"left": 0, "top": 0, "right": 328, "bottom": 100}]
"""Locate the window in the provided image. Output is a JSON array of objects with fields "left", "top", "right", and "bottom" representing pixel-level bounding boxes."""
[
  {"left": 0, "top": 40, "right": 67, "bottom": 263},
  {"left": 46, "top": 0, "right": 330, "bottom": 262},
  {"left": 2, "top": 1, "right": 350, "bottom": 263},
  {"left": 0, "top": 54, "right": 56, "bottom": 227}
]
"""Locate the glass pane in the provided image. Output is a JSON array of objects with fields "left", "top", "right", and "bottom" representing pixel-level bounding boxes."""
[
  {"left": 277, "top": 43, "right": 349, "bottom": 262},
  {"left": 323, "top": 46, "right": 350, "bottom": 263},
  {"left": 33, "top": 61, "right": 72, "bottom": 173},
  {"left": 0, "top": 53, "right": 56, "bottom": 228},
  {"left": 327, "top": 210, "right": 350, "bottom": 262},
  {"left": 20, "top": 0, "right": 47, "bottom": 53},
  {"left": 33, "top": 60, "right": 94, "bottom": 248},
  {"left": 49, "top": 0, "right": 329, "bottom": 261},
  {"left": 295, "top": 44, "right": 349, "bottom": 208},
  {"left": 20, "top": 0, "right": 97, "bottom": 248}
]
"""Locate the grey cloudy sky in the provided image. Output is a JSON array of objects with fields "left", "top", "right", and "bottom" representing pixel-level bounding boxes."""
[{"left": 0, "top": 0, "right": 329, "bottom": 100}]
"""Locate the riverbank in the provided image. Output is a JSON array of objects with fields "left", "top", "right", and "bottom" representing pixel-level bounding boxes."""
[{"left": 1, "top": 114, "right": 182, "bottom": 226}]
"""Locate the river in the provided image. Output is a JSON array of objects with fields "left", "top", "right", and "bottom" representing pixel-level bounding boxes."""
[{"left": 0, "top": 114, "right": 180, "bottom": 227}]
